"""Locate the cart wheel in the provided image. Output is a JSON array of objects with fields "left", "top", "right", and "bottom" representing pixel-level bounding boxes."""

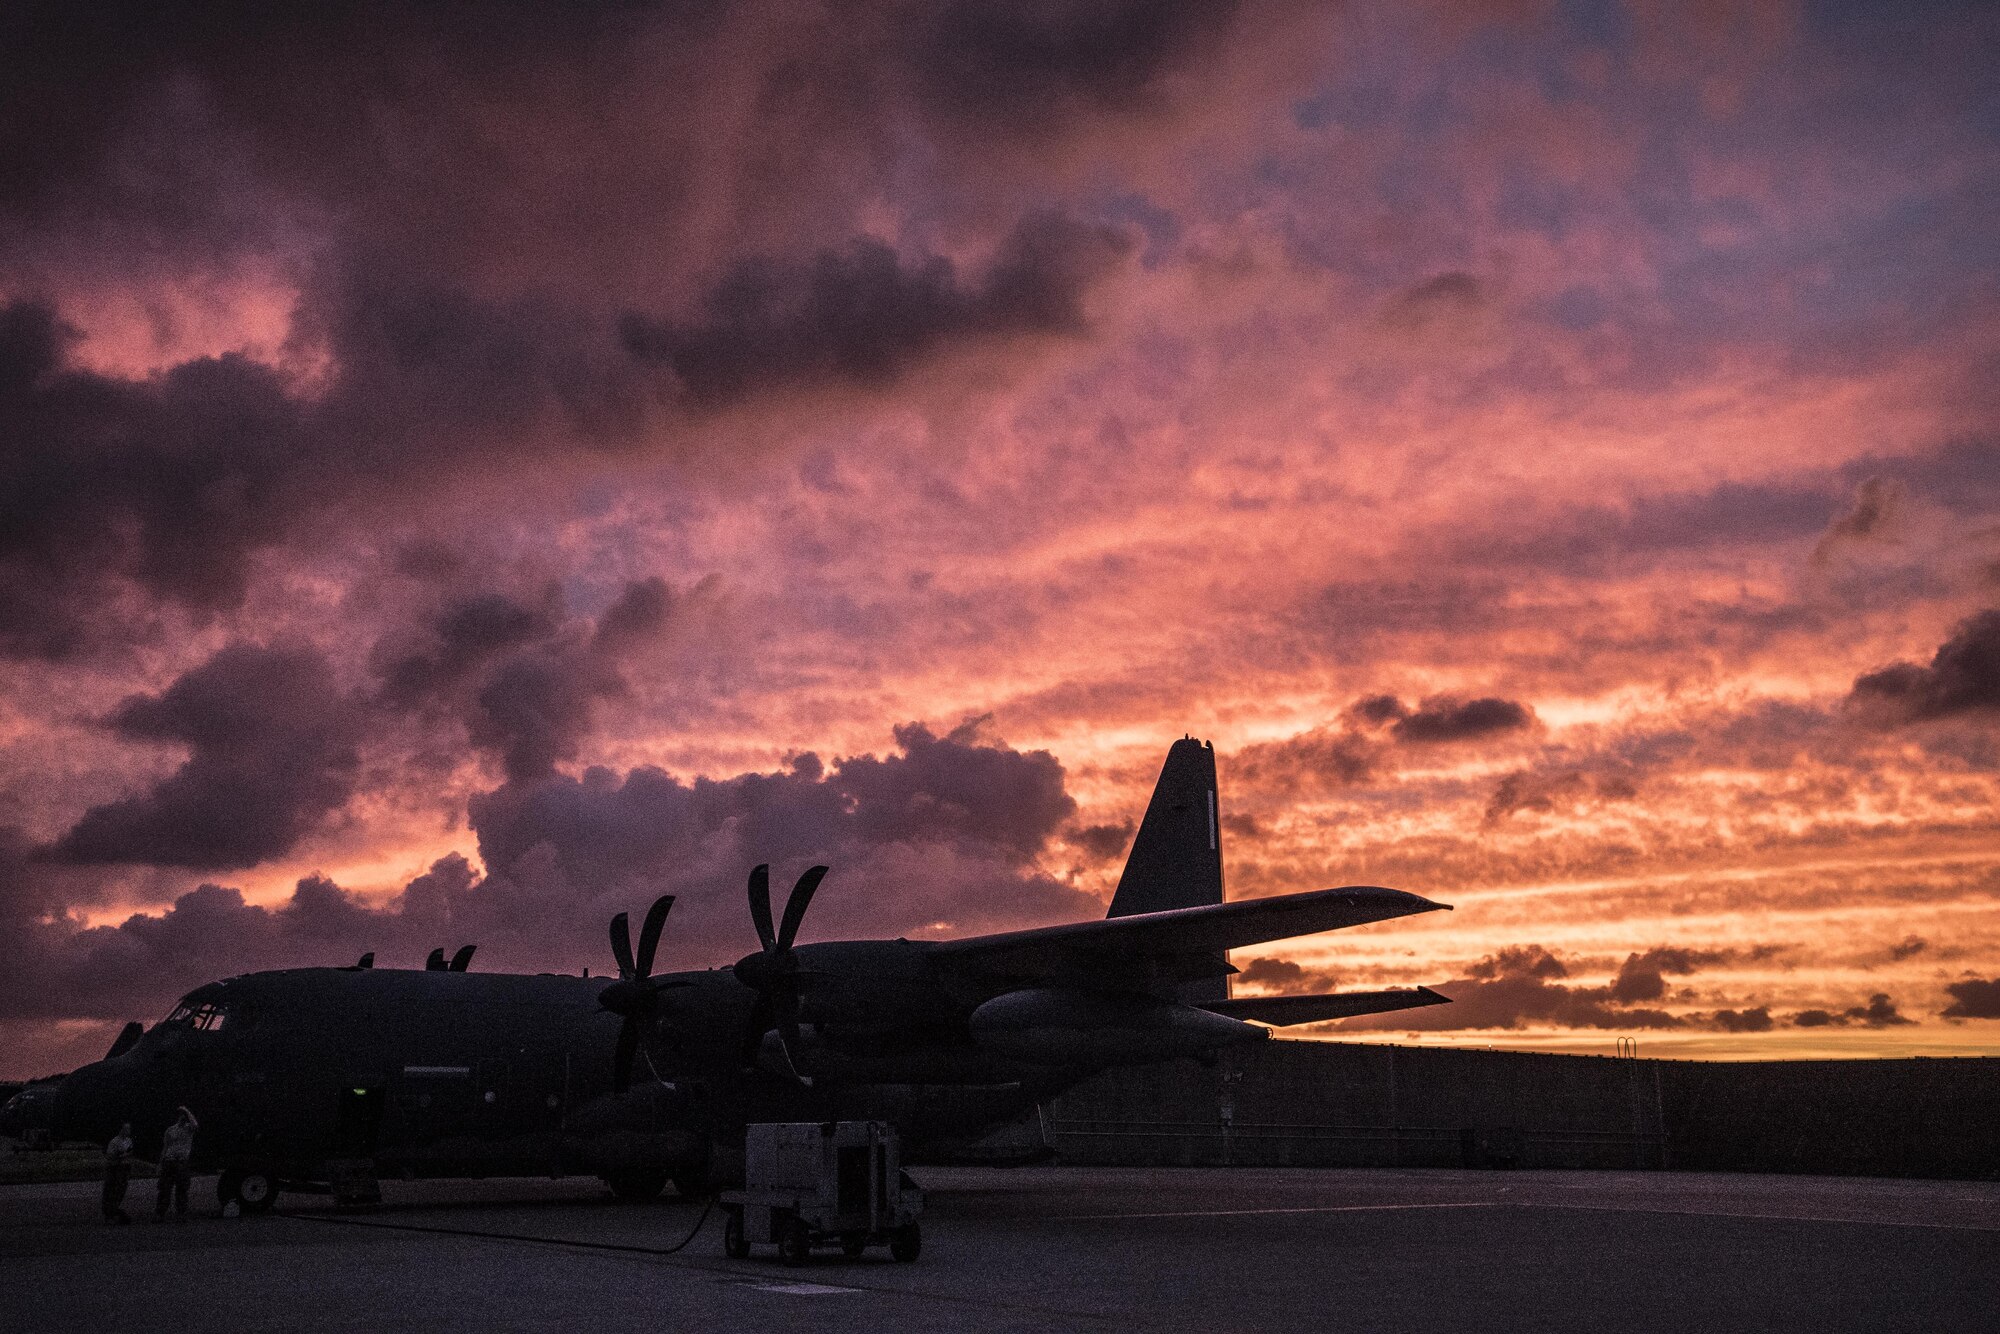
[
  {"left": 890, "top": 1222, "right": 921, "bottom": 1262},
  {"left": 778, "top": 1216, "right": 811, "bottom": 1267},
  {"left": 841, "top": 1235, "right": 867, "bottom": 1258},
  {"left": 723, "top": 1206, "right": 750, "bottom": 1260},
  {"left": 219, "top": 1168, "right": 279, "bottom": 1214}
]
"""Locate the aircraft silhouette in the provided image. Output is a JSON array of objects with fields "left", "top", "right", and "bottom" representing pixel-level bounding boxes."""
[{"left": 31, "top": 739, "right": 1449, "bottom": 1208}]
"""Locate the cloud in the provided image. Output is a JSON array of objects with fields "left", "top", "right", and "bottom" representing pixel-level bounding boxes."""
[
  {"left": 1388, "top": 696, "right": 1534, "bottom": 744},
  {"left": 619, "top": 214, "right": 1131, "bottom": 408},
  {"left": 1788, "top": 993, "right": 1916, "bottom": 1028},
  {"left": 1344, "top": 944, "right": 1686, "bottom": 1032},
  {"left": 1941, "top": 977, "right": 2000, "bottom": 1020},
  {"left": 1848, "top": 609, "right": 2000, "bottom": 723},
  {"left": 1235, "top": 955, "right": 1340, "bottom": 993},
  {"left": 0, "top": 723, "right": 1098, "bottom": 1046},
  {"left": 1065, "top": 820, "right": 1135, "bottom": 861},
  {"left": 373, "top": 580, "right": 674, "bottom": 784},
  {"left": 1812, "top": 477, "right": 1904, "bottom": 564},
  {"left": 53, "top": 644, "right": 362, "bottom": 870},
  {"left": 0, "top": 304, "right": 324, "bottom": 658},
  {"left": 1710, "top": 1006, "right": 1774, "bottom": 1033},
  {"left": 1607, "top": 947, "right": 1728, "bottom": 1003}
]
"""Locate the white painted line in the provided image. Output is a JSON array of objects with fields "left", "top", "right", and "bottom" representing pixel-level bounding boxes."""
[
  {"left": 746, "top": 1282, "right": 860, "bottom": 1295},
  {"left": 1528, "top": 1202, "right": 2000, "bottom": 1233},
  {"left": 1054, "top": 1201, "right": 1500, "bottom": 1222}
]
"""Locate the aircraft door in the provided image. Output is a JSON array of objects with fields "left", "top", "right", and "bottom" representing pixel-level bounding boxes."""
[{"left": 334, "top": 1086, "right": 387, "bottom": 1156}]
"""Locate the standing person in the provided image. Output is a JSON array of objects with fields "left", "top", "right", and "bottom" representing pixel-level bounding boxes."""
[
  {"left": 101, "top": 1123, "right": 134, "bottom": 1224},
  {"left": 154, "top": 1106, "right": 197, "bottom": 1222}
]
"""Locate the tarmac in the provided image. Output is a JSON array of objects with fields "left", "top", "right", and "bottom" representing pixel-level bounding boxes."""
[{"left": 1, "top": 1166, "right": 1995, "bottom": 1333}]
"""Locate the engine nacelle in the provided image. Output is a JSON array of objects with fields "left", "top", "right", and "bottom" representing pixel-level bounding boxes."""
[{"left": 968, "top": 987, "right": 1268, "bottom": 1066}]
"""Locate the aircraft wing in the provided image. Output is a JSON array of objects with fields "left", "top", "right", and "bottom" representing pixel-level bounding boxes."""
[
  {"left": 932, "top": 886, "right": 1448, "bottom": 984},
  {"left": 1199, "top": 987, "right": 1450, "bottom": 1026}
]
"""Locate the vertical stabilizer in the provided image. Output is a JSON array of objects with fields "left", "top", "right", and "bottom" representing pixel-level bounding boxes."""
[{"left": 1108, "top": 737, "right": 1228, "bottom": 1002}]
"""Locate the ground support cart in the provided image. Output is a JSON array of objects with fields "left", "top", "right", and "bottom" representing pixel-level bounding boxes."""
[{"left": 720, "top": 1120, "right": 923, "bottom": 1265}]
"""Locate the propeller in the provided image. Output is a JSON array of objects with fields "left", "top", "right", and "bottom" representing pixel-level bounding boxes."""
[
  {"left": 597, "top": 894, "right": 675, "bottom": 1094},
  {"left": 425, "top": 948, "right": 447, "bottom": 971},
  {"left": 448, "top": 945, "right": 476, "bottom": 972},
  {"left": 105, "top": 1021, "right": 144, "bottom": 1060},
  {"left": 731, "top": 863, "right": 828, "bottom": 1082}
]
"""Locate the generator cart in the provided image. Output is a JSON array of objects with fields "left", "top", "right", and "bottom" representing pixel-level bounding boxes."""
[{"left": 720, "top": 1121, "right": 923, "bottom": 1265}]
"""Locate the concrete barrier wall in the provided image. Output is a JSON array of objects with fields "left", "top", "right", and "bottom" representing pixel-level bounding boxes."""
[{"left": 1043, "top": 1041, "right": 2000, "bottom": 1180}]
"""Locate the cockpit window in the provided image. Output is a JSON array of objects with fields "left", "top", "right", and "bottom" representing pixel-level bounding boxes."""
[{"left": 163, "top": 1002, "right": 228, "bottom": 1031}]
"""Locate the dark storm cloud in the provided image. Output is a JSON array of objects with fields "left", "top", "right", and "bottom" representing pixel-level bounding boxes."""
[
  {"left": 1235, "top": 955, "right": 1339, "bottom": 993},
  {"left": 1389, "top": 696, "right": 1534, "bottom": 744},
  {"left": 469, "top": 721, "right": 1075, "bottom": 892},
  {"left": 1811, "top": 477, "right": 1903, "bottom": 564},
  {"left": 1848, "top": 609, "right": 2000, "bottom": 723},
  {"left": 48, "top": 577, "right": 675, "bottom": 875},
  {"left": 1065, "top": 820, "right": 1135, "bottom": 861},
  {"left": 1787, "top": 994, "right": 1916, "bottom": 1029},
  {"left": 1484, "top": 769, "right": 1597, "bottom": 825},
  {"left": 54, "top": 644, "right": 362, "bottom": 870},
  {"left": 911, "top": 1, "right": 1241, "bottom": 130},
  {"left": 0, "top": 724, "right": 1098, "bottom": 1048},
  {"left": 1341, "top": 944, "right": 1767, "bottom": 1034},
  {"left": 1443, "top": 480, "right": 1839, "bottom": 578},
  {"left": 1383, "top": 271, "right": 1485, "bottom": 330},
  {"left": 1710, "top": 1007, "right": 1775, "bottom": 1033},
  {"left": 1941, "top": 978, "right": 2000, "bottom": 1020},
  {"left": 373, "top": 580, "right": 671, "bottom": 784},
  {"left": 0, "top": 304, "right": 324, "bottom": 658},
  {"left": 1841, "top": 439, "right": 2000, "bottom": 521},
  {"left": 1607, "top": 947, "right": 1728, "bottom": 1003},
  {"left": 619, "top": 215, "right": 1131, "bottom": 408},
  {"left": 1234, "top": 727, "right": 1379, "bottom": 791},
  {"left": 0, "top": 2, "right": 1284, "bottom": 662}
]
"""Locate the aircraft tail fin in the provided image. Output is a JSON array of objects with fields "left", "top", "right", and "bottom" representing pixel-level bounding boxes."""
[{"left": 1108, "top": 737, "right": 1228, "bottom": 1002}]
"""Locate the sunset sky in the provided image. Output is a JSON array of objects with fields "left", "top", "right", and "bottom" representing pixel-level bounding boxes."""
[{"left": 4, "top": 0, "right": 1998, "bottom": 1078}]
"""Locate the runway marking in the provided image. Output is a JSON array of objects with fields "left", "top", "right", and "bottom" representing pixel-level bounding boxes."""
[
  {"left": 741, "top": 1281, "right": 859, "bottom": 1295},
  {"left": 1523, "top": 1202, "right": 2000, "bottom": 1233},
  {"left": 1053, "top": 1201, "right": 1501, "bottom": 1222}
]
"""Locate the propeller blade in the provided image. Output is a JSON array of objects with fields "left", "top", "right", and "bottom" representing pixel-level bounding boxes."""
[
  {"left": 449, "top": 945, "right": 476, "bottom": 972},
  {"left": 105, "top": 1021, "right": 144, "bottom": 1061},
  {"left": 355, "top": 952, "right": 374, "bottom": 970},
  {"left": 425, "top": 947, "right": 447, "bottom": 971},
  {"left": 609, "top": 911, "right": 635, "bottom": 980},
  {"left": 748, "top": 864, "right": 776, "bottom": 951},
  {"left": 613, "top": 1018, "right": 639, "bottom": 1094},
  {"left": 776, "top": 865, "right": 828, "bottom": 951},
  {"left": 635, "top": 895, "right": 674, "bottom": 978},
  {"left": 741, "top": 992, "right": 774, "bottom": 1065}
]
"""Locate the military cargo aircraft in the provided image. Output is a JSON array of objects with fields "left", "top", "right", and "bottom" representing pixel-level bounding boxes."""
[{"left": 29, "top": 739, "right": 1449, "bottom": 1210}]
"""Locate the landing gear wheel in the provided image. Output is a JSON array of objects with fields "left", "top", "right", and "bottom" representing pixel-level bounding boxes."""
[
  {"left": 723, "top": 1207, "right": 750, "bottom": 1260},
  {"left": 778, "top": 1216, "right": 811, "bottom": 1267},
  {"left": 890, "top": 1222, "right": 921, "bottom": 1262},
  {"left": 218, "top": 1169, "right": 279, "bottom": 1214},
  {"left": 603, "top": 1170, "right": 667, "bottom": 1202},
  {"left": 841, "top": 1235, "right": 867, "bottom": 1258}
]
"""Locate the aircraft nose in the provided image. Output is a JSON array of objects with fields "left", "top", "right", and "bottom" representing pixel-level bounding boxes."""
[
  {"left": 0, "top": 1087, "right": 51, "bottom": 1138},
  {"left": 51, "top": 1060, "right": 122, "bottom": 1145}
]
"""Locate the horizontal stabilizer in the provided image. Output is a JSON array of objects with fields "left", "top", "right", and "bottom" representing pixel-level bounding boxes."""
[
  {"left": 938, "top": 885, "right": 1450, "bottom": 984},
  {"left": 1201, "top": 987, "right": 1450, "bottom": 1027}
]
